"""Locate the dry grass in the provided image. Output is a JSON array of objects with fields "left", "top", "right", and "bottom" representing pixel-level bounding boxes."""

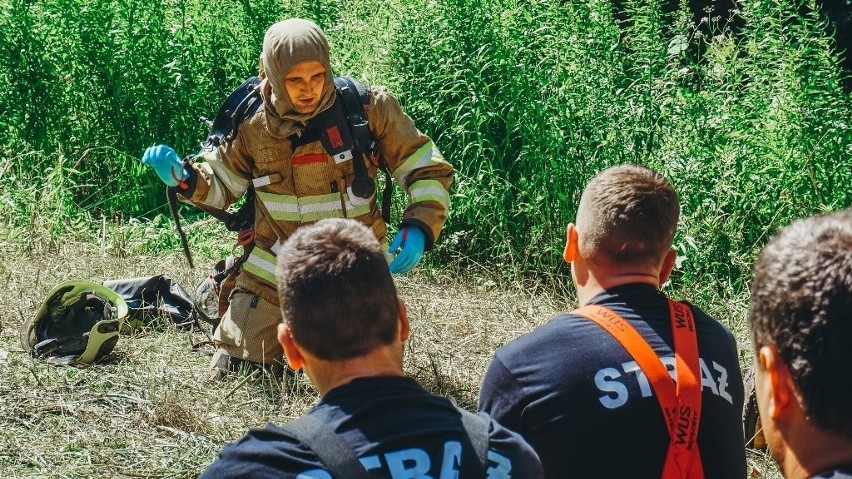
[{"left": 0, "top": 239, "right": 780, "bottom": 478}]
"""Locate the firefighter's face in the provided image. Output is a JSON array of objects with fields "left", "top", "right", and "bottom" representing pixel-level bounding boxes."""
[{"left": 284, "top": 60, "right": 327, "bottom": 114}]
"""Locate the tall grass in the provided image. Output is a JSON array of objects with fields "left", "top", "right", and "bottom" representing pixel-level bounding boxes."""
[
  {"left": 386, "top": 0, "right": 851, "bottom": 288},
  {"left": 0, "top": 0, "right": 849, "bottom": 290}
]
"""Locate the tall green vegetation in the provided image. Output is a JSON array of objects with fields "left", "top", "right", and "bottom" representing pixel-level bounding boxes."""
[
  {"left": 0, "top": 0, "right": 849, "bottom": 290},
  {"left": 387, "top": 0, "right": 851, "bottom": 288}
]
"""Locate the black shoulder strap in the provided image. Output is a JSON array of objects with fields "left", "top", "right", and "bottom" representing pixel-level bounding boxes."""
[
  {"left": 458, "top": 408, "right": 490, "bottom": 471},
  {"left": 334, "top": 76, "right": 377, "bottom": 157},
  {"left": 334, "top": 76, "right": 376, "bottom": 200},
  {"left": 285, "top": 415, "right": 372, "bottom": 479},
  {"left": 203, "top": 76, "right": 263, "bottom": 151},
  {"left": 286, "top": 408, "right": 490, "bottom": 477},
  {"left": 335, "top": 76, "right": 393, "bottom": 222}
]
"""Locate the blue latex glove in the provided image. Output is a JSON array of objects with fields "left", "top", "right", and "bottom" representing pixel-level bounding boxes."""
[
  {"left": 141, "top": 144, "right": 188, "bottom": 187},
  {"left": 388, "top": 225, "right": 426, "bottom": 274}
]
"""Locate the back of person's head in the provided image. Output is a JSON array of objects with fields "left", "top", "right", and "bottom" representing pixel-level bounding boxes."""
[
  {"left": 748, "top": 208, "right": 852, "bottom": 438},
  {"left": 276, "top": 218, "right": 399, "bottom": 361},
  {"left": 576, "top": 164, "right": 679, "bottom": 268}
]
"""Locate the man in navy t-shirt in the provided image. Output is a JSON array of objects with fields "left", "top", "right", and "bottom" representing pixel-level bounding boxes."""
[
  {"left": 479, "top": 164, "right": 747, "bottom": 478},
  {"left": 200, "top": 218, "right": 543, "bottom": 478},
  {"left": 748, "top": 209, "right": 852, "bottom": 479}
]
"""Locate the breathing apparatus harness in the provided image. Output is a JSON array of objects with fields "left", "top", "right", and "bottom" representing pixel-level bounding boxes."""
[{"left": 166, "top": 75, "right": 389, "bottom": 286}]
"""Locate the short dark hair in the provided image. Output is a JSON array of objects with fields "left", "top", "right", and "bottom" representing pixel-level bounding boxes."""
[
  {"left": 576, "top": 164, "right": 679, "bottom": 267},
  {"left": 748, "top": 209, "right": 852, "bottom": 437},
  {"left": 276, "top": 218, "right": 399, "bottom": 361}
]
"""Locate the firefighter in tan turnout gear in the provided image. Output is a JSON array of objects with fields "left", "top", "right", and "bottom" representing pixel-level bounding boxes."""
[{"left": 141, "top": 19, "right": 453, "bottom": 379}]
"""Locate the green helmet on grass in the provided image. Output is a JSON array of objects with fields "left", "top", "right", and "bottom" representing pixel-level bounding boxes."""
[{"left": 21, "top": 280, "right": 128, "bottom": 365}]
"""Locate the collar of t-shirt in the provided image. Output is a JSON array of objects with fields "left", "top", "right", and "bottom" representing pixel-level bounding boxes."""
[
  {"left": 321, "top": 375, "right": 423, "bottom": 403},
  {"left": 811, "top": 466, "right": 852, "bottom": 478},
  {"left": 585, "top": 283, "right": 666, "bottom": 307}
]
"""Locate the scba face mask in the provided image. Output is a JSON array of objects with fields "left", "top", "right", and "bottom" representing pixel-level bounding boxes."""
[{"left": 21, "top": 280, "right": 128, "bottom": 365}]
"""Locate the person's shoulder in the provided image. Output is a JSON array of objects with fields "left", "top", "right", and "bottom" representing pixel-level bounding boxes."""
[
  {"left": 498, "top": 312, "right": 591, "bottom": 348},
  {"left": 362, "top": 84, "right": 394, "bottom": 107},
  {"left": 484, "top": 414, "right": 545, "bottom": 477},
  {"left": 199, "top": 422, "right": 316, "bottom": 478},
  {"left": 681, "top": 300, "right": 737, "bottom": 339},
  {"left": 489, "top": 312, "right": 594, "bottom": 370},
  {"left": 811, "top": 466, "right": 852, "bottom": 478},
  {"left": 340, "top": 83, "right": 392, "bottom": 110},
  {"left": 216, "top": 422, "right": 303, "bottom": 457}
]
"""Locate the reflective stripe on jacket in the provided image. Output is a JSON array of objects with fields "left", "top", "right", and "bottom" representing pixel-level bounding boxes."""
[{"left": 183, "top": 85, "right": 453, "bottom": 304}]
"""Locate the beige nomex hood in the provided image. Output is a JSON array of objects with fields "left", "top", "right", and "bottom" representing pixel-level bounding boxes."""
[{"left": 260, "top": 18, "right": 336, "bottom": 126}]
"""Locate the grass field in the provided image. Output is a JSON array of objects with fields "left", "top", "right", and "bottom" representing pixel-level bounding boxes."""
[
  {"left": 2, "top": 0, "right": 849, "bottom": 476},
  {"left": 2, "top": 0, "right": 849, "bottom": 282},
  {"left": 0, "top": 231, "right": 781, "bottom": 478}
]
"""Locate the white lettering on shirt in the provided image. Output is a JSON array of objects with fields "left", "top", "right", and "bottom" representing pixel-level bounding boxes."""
[
  {"left": 438, "top": 441, "right": 462, "bottom": 479},
  {"left": 361, "top": 454, "right": 383, "bottom": 470},
  {"left": 595, "top": 367, "right": 629, "bottom": 409},
  {"left": 623, "top": 361, "right": 652, "bottom": 397},
  {"left": 299, "top": 442, "right": 515, "bottom": 478},
  {"left": 594, "top": 356, "right": 734, "bottom": 408},
  {"left": 713, "top": 361, "right": 732, "bottom": 404},
  {"left": 486, "top": 450, "right": 513, "bottom": 479},
  {"left": 386, "top": 448, "right": 433, "bottom": 478},
  {"left": 296, "top": 470, "right": 332, "bottom": 479},
  {"left": 700, "top": 358, "right": 720, "bottom": 395}
]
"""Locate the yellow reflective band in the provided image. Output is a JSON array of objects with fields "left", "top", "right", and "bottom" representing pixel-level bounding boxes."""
[
  {"left": 258, "top": 191, "right": 301, "bottom": 222},
  {"left": 206, "top": 182, "right": 228, "bottom": 210},
  {"left": 204, "top": 150, "right": 250, "bottom": 198},
  {"left": 298, "top": 193, "right": 346, "bottom": 222},
  {"left": 408, "top": 179, "right": 450, "bottom": 210},
  {"left": 344, "top": 187, "right": 374, "bottom": 218},
  {"left": 258, "top": 191, "right": 350, "bottom": 222},
  {"left": 345, "top": 199, "right": 372, "bottom": 218},
  {"left": 243, "top": 247, "right": 278, "bottom": 285},
  {"left": 392, "top": 141, "right": 443, "bottom": 188}
]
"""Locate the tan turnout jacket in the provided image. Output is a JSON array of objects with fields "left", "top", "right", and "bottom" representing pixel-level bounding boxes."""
[{"left": 182, "top": 85, "right": 453, "bottom": 305}]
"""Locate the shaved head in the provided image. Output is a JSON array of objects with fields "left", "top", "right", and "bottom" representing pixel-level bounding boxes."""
[{"left": 576, "top": 164, "right": 679, "bottom": 268}]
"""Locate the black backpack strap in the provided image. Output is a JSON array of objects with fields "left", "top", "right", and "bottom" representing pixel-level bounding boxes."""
[
  {"left": 335, "top": 76, "right": 393, "bottom": 221},
  {"left": 203, "top": 76, "right": 264, "bottom": 151},
  {"left": 285, "top": 415, "right": 372, "bottom": 479},
  {"left": 334, "top": 76, "right": 379, "bottom": 158},
  {"left": 334, "top": 76, "right": 376, "bottom": 200},
  {"left": 458, "top": 408, "right": 491, "bottom": 472},
  {"left": 285, "top": 409, "right": 489, "bottom": 477}
]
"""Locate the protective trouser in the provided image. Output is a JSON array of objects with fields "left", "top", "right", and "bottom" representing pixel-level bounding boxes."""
[{"left": 209, "top": 286, "right": 285, "bottom": 380}]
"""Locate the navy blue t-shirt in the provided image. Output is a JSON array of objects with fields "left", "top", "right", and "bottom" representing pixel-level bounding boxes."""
[
  {"left": 479, "top": 284, "right": 746, "bottom": 479},
  {"left": 201, "top": 376, "right": 543, "bottom": 478},
  {"left": 813, "top": 466, "right": 852, "bottom": 478}
]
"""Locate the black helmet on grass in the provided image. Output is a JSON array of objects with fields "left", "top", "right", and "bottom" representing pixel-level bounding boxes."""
[{"left": 21, "top": 280, "right": 128, "bottom": 365}]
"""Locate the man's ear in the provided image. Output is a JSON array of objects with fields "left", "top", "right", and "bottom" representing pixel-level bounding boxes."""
[
  {"left": 397, "top": 297, "right": 410, "bottom": 342},
  {"left": 563, "top": 223, "right": 579, "bottom": 264},
  {"left": 659, "top": 248, "right": 677, "bottom": 285},
  {"left": 758, "top": 345, "right": 794, "bottom": 420},
  {"left": 278, "top": 324, "right": 305, "bottom": 370}
]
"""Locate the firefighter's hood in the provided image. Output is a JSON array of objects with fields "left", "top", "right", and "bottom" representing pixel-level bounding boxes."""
[{"left": 261, "top": 19, "right": 335, "bottom": 123}]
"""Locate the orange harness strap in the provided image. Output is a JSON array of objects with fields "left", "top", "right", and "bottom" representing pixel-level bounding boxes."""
[{"left": 572, "top": 300, "right": 704, "bottom": 479}]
